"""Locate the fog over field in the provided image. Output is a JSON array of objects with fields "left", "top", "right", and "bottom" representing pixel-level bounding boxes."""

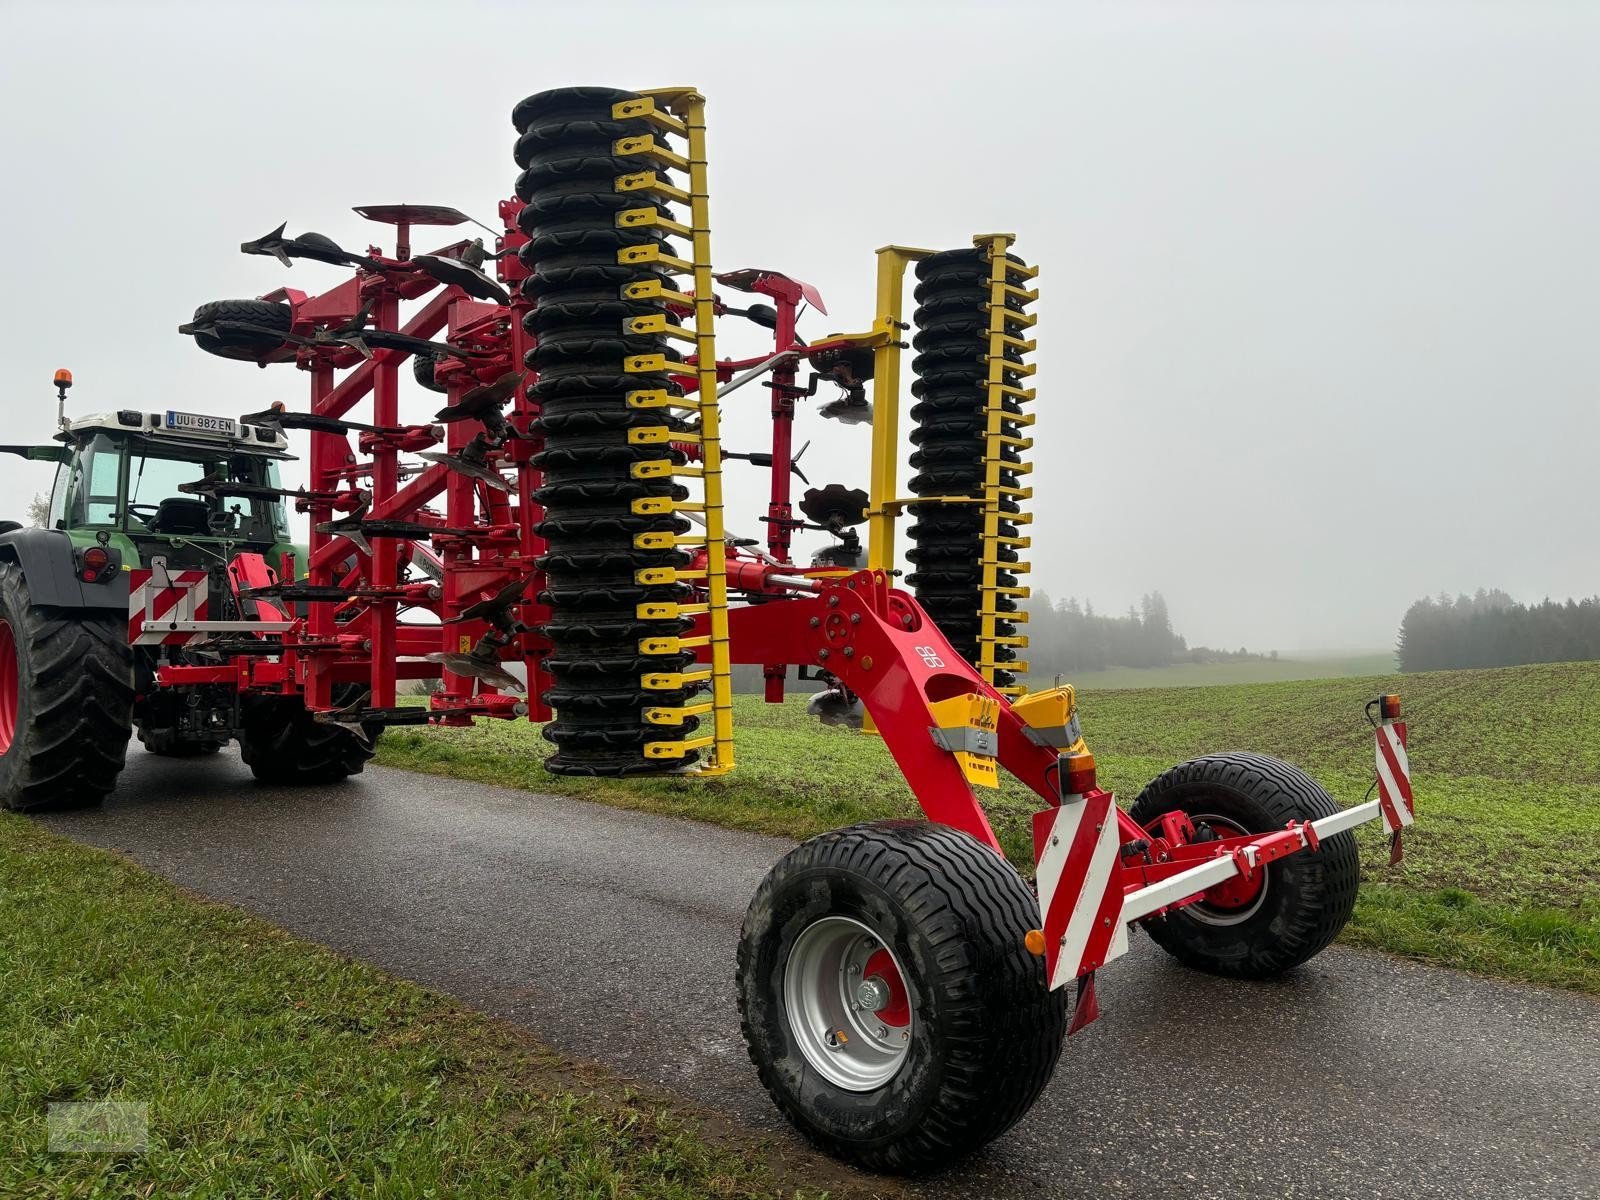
[{"left": 0, "top": 0, "right": 1593, "bottom": 651}]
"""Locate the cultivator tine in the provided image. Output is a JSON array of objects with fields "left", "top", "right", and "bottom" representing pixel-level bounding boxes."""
[
  {"left": 315, "top": 694, "right": 376, "bottom": 745},
  {"left": 241, "top": 223, "right": 381, "bottom": 270},
  {"left": 316, "top": 500, "right": 374, "bottom": 556},
  {"left": 422, "top": 634, "right": 525, "bottom": 693},
  {"left": 241, "top": 221, "right": 294, "bottom": 266},
  {"left": 416, "top": 438, "right": 515, "bottom": 493},
  {"left": 447, "top": 574, "right": 532, "bottom": 631},
  {"left": 434, "top": 371, "right": 528, "bottom": 442},
  {"left": 410, "top": 252, "right": 511, "bottom": 305},
  {"left": 241, "top": 403, "right": 436, "bottom": 442}
]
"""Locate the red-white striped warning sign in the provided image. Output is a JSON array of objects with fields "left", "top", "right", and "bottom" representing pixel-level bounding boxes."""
[
  {"left": 1375, "top": 721, "right": 1414, "bottom": 836},
  {"left": 128, "top": 569, "right": 210, "bottom": 646},
  {"left": 1032, "top": 790, "right": 1129, "bottom": 991}
]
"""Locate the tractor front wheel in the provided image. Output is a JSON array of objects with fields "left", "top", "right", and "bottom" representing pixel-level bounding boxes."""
[
  {"left": 1128, "top": 752, "right": 1360, "bottom": 978},
  {"left": 238, "top": 689, "right": 377, "bottom": 785},
  {"left": 0, "top": 562, "right": 133, "bottom": 812},
  {"left": 737, "top": 821, "right": 1067, "bottom": 1173}
]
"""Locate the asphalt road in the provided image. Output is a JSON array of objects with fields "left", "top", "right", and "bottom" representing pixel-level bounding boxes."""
[{"left": 37, "top": 749, "right": 1600, "bottom": 1200}]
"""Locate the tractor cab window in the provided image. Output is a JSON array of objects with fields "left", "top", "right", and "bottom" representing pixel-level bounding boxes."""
[
  {"left": 123, "top": 442, "right": 289, "bottom": 542},
  {"left": 65, "top": 434, "right": 124, "bottom": 527},
  {"left": 62, "top": 432, "right": 289, "bottom": 542}
]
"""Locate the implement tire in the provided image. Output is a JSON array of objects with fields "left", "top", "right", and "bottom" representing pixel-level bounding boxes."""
[
  {"left": 191, "top": 298, "right": 292, "bottom": 361},
  {"left": 1128, "top": 752, "right": 1359, "bottom": 978},
  {"left": 238, "top": 688, "right": 377, "bottom": 785},
  {"left": 737, "top": 820, "right": 1066, "bottom": 1173},
  {"left": 0, "top": 562, "right": 133, "bottom": 812}
]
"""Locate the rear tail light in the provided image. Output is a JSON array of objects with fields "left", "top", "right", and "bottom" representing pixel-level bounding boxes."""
[{"left": 80, "top": 546, "right": 111, "bottom": 582}]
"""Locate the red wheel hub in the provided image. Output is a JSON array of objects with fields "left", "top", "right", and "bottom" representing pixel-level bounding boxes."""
[
  {"left": 0, "top": 618, "right": 17, "bottom": 755},
  {"left": 861, "top": 947, "right": 911, "bottom": 1027},
  {"left": 1196, "top": 815, "right": 1265, "bottom": 910},
  {"left": 1203, "top": 864, "right": 1266, "bottom": 909}
]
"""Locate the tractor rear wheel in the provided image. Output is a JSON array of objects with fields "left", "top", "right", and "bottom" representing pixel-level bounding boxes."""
[
  {"left": 238, "top": 688, "right": 378, "bottom": 785},
  {"left": 1128, "top": 752, "right": 1360, "bottom": 978},
  {"left": 0, "top": 562, "right": 134, "bottom": 812},
  {"left": 737, "top": 820, "right": 1067, "bottom": 1173}
]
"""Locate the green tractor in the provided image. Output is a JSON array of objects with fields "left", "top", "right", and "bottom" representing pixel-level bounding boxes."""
[{"left": 0, "top": 370, "right": 372, "bottom": 813}]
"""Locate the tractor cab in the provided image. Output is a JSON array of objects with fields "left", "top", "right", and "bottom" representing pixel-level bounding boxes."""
[{"left": 44, "top": 409, "right": 296, "bottom": 570}]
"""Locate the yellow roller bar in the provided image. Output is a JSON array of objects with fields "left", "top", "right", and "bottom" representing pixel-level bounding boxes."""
[
  {"left": 642, "top": 668, "right": 712, "bottom": 689},
  {"left": 611, "top": 97, "right": 687, "bottom": 134},
  {"left": 618, "top": 244, "right": 695, "bottom": 274},
  {"left": 984, "top": 357, "right": 1036, "bottom": 377},
  {"left": 614, "top": 134, "right": 690, "bottom": 172},
  {"left": 644, "top": 702, "right": 715, "bottom": 725},
  {"left": 634, "top": 532, "right": 708, "bottom": 550},
  {"left": 639, "top": 634, "right": 710, "bottom": 654},
  {"left": 637, "top": 601, "right": 709, "bottom": 619},
  {"left": 616, "top": 206, "right": 692, "bottom": 237},
  {"left": 624, "top": 352, "right": 693, "bottom": 374},
  {"left": 621, "top": 279, "right": 693, "bottom": 306},
  {"left": 631, "top": 460, "right": 702, "bottom": 479},
  {"left": 644, "top": 734, "right": 716, "bottom": 759},
  {"left": 626, "top": 314, "right": 696, "bottom": 342},
  {"left": 615, "top": 171, "right": 690, "bottom": 204},
  {"left": 626, "top": 388, "right": 698, "bottom": 410}
]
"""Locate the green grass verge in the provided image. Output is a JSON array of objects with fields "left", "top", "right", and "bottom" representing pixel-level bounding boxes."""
[
  {"left": 377, "top": 661, "right": 1600, "bottom": 995},
  {"left": 0, "top": 816, "right": 882, "bottom": 1200}
]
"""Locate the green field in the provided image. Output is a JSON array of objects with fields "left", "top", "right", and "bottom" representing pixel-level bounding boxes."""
[
  {"left": 378, "top": 660, "right": 1600, "bottom": 994},
  {"left": 0, "top": 818, "right": 874, "bottom": 1199},
  {"left": 1035, "top": 651, "right": 1397, "bottom": 690}
]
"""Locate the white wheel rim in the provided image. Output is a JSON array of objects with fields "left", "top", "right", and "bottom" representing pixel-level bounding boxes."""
[{"left": 783, "top": 916, "right": 912, "bottom": 1091}]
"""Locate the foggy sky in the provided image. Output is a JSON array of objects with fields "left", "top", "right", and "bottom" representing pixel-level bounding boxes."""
[{"left": 1, "top": 0, "right": 1594, "bottom": 652}]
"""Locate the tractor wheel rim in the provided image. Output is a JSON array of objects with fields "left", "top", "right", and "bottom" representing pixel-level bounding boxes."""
[
  {"left": 1188, "top": 813, "right": 1270, "bottom": 925},
  {"left": 0, "top": 618, "right": 17, "bottom": 755},
  {"left": 783, "top": 916, "right": 912, "bottom": 1091}
]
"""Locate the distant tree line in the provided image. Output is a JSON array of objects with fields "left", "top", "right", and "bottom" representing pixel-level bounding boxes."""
[
  {"left": 1025, "top": 591, "right": 1273, "bottom": 675},
  {"left": 1396, "top": 589, "right": 1600, "bottom": 672}
]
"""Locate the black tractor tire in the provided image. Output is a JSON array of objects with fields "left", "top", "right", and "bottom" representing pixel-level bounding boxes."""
[
  {"left": 737, "top": 820, "right": 1067, "bottom": 1174},
  {"left": 0, "top": 562, "right": 133, "bottom": 812},
  {"left": 238, "top": 687, "right": 378, "bottom": 785},
  {"left": 136, "top": 725, "right": 225, "bottom": 757},
  {"left": 191, "top": 299, "right": 293, "bottom": 361},
  {"left": 1128, "top": 752, "right": 1360, "bottom": 978}
]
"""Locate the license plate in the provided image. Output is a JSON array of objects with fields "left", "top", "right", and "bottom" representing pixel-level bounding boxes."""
[{"left": 166, "top": 411, "right": 237, "bottom": 436}]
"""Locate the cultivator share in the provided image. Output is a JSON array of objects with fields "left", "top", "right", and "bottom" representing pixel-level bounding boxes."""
[{"left": 0, "top": 86, "right": 1418, "bottom": 1171}]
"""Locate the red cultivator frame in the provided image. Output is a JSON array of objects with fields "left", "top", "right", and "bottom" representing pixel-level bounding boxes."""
[{"left": 108, "top": 84, "right": 1420, "bottom": 1171}]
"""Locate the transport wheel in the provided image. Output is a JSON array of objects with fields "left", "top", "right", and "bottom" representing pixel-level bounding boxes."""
[
  {"left": 190, "top": 298, "right": 292, "bottom": 361},
  {"left": 238, "top": 687, "right": 378, "bottom": 785},
  {"left": 0, "top": 562, "right": 134, "bottom": 812},
  {"left": 411, "top": 351, "right": 450, "bottom": 393},
  {"left": 737, "top": 820, "right": 1067, "bottom": 1173},
  {"left": 1128, "top": 752, "right": 1360, "bottom": 978}
]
